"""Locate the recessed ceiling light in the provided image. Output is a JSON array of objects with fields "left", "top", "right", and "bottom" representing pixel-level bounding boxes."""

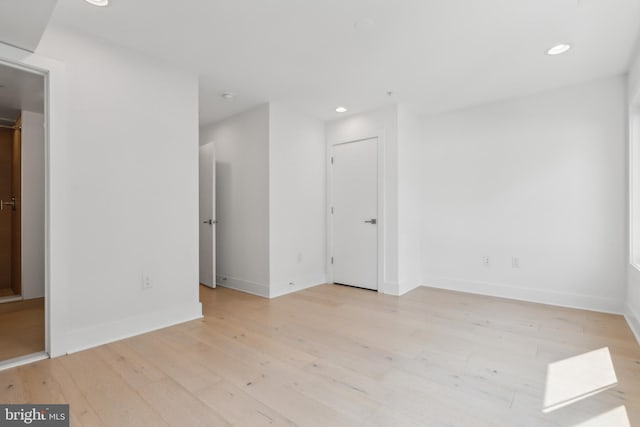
[
  {"left": 335, "top": 106, "right": 347, "bottom": 113},
  {"left": 85, "top": 0, "right": 109, "bottom": 6},
  {"left": 547, "top": 44, "right": 572, "bottom": 56}
]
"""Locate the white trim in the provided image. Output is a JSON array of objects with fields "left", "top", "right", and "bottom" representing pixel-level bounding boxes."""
[
  {"left": 66, "top": 303, "right": 203, "bottom": 354},
  {"left": 0, "top": 296, "right": 24, "bottom": 304},
  {"left": 377, "top": 133, "right": 386, "bottom": 293},
  {"left": 423, "top": 278, "right": 624, "bottom": 314},
  {"left": 216, "top": 277, "right": 326, "bottom": 299},
  {"left": 625, "top": 302, "right": 640, "bottom": 345},
  {"left": 0, "top": 352, "right": 49, "bottom": 372},
  {"left": 327, "top": 132, "right": 386, "bottom": 293},
  {"left": 398, "top": 282, "right": 422, "bottom": 296},
  {"left": 381, "top": 282, "right": 422, "bottom": 296},
  {"left": 382, "top": 282, "right": 400, "bottom": 295},
  {"left": 326, "top": 144, "right": 332, "bottom": 283},
  {"left": 216, "top": 275, "right": 270, "bottom": 298},
  {"left": 630, "top": 101, "right": 640, "bottom": 268},
  {"left": 0, "top": 43, "right": 69, "bottom": 358},
  {"left": 270, "top": 279, "right": 326, "bottom": 299}
]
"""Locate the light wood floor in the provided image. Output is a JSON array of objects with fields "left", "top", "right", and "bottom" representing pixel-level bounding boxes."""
[
  {"left": 1, "top": 285, "right": 639, "bottom": 426},
  {"left": 0, "top": 298, "right": 44, "bottom": 361}
]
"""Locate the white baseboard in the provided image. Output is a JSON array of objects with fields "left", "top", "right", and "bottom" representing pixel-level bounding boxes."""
[
  {"left": 423, "top": 277, "right": 624, "bottom": 314},
  {"left": 65, "top": 302, "right": 203, "bottom": 354},
  {"left": 381, "top": 282, "right": 422, "bottom": 296},
  {"left": 625, "top": 303, "right": 640, "bottom": 345},
  {"left": 270, "top": 278, "right": 327, "bottom": 298},
  {"left": 0, "top": 295, "right": 23, "bottom": 304},
  {"left": 398, "top": 282, "right": 422, "bottom": 296},
  {"left": 216, "top": 275, "right": 269, "bottom": 298},
  {"left": 382, "top": 282, "right": 400, "bottom": 296},
  {"left": 0, "top": 352, "right": 48, "bottom": 372}
]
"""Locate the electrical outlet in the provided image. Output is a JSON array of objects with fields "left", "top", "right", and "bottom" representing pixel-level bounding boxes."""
[
  {"left": 512, "top": 257, "right": 520, "bottom": 269},
  {"left": 482, "top": 256, "right": 490, "bottom": 267},
  {"left": 142, "top": 273, "right": 152, "bottom": 290}
]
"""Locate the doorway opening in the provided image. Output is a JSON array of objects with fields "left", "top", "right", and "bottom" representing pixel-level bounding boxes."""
[
  {"left": 0, "top": 62, "right": 46, "bottom": 364},
  {"left": 199, "top": 142, "right": 217, "bottom": 289}
]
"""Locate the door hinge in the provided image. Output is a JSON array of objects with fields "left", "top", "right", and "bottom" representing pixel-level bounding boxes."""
[
  {"left": 331, "top": 156, "right": 334, "bottom": 165},
  {"left": 331, "top": 256, "right": 334, "bottom": 264},
  {"left": 331, "top": 207, "right": 334, "bottom": 214}
]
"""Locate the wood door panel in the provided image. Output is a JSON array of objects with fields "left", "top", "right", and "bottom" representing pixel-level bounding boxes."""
[
  {"left": 0, "top": 128, "right": 13, "bottom": 290},
  {"left": 12, "top": 117, "right": 21, "bottom": 295}
]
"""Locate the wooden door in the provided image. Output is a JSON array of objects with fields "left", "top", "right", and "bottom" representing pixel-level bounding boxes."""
[
  {"left": 12, "top": 116, "right": 21, "bottom": 295},
  {"left": 0, "top": 117, "right": 21, "bottom": 296},
  {"left": 0, "top": 127, "right": 13, "bottom": 293}
]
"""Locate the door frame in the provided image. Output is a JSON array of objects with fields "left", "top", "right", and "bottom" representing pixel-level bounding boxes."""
[
  {"left": 0, "top": 43, "right": 69, "bottom": 360},
  {"left": 199, "top": 141, "right": 216, "bottom": 289},
  {"left": 327, "top": 132, "right": 385, "bottom": 292},
  {"left": 11, "top": 114, "right": 22, "bottom": 296}
]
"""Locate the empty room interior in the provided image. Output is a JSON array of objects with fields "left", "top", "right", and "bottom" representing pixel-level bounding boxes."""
[{"left": 1, "top": 0, "right": 640, "bottom": 426}]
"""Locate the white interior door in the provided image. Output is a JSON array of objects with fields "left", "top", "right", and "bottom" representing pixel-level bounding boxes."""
[
  {"left": 332, "top": 137, "right": 378, "bottom": 290},
  {"left": 199, "top": 142, "right": 216, "bottom": 288}
]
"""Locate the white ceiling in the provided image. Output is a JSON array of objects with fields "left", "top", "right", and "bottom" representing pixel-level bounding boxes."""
[
  {"left": 0, "top": 63, "right": 45, "bottom": 123},
  {"left": 50, "top": 0, "right": 640, "bottom": 124},
  {"left": 0, "top": 0, "right": 58, "bottom": 52}
]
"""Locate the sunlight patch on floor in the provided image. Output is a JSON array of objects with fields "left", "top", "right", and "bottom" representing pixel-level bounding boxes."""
[
  {"left": 543, "top": 347, "right": 617, "bottom": 413},
  {"left": 572, "top": 406, "right": 630, "bottom": 427}
]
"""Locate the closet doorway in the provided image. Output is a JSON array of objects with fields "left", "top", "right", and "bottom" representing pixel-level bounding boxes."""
[{"left": 0, "top": 62, "right": 46, "bottom": 364}]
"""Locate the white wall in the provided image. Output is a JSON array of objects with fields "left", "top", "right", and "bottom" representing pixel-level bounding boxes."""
[
  {"left": 200, "top": 105, "right": 271, "bottom": 297},
  {"left": 325, "top": 106, "right": 400, "bottom": 294},
  {"left": 627, "top": 266, "right": 640, "bottom": 341},
  {"left": 35, "top": 25, "right": 202, "bottom": 352},
  {"left": 397, "top": 106, "right": 423, "bottom": 295},
  {"left": 201, "top": 103, "right": 326, "bottom": 298},
  {"left": 418, "top": 76, "right": 628, "bottom": 313},
  {"left": 21, "top": 111, "right": 44, "bottom": 300},
  {"left": 629, "top": 48, "right": 640, "bottom": 105},
  {"left": 269, "top": 103, "right": 326, "bottom": 297},
  {"left": 626, "top": 46, "right": 640, "bottom": 341}
]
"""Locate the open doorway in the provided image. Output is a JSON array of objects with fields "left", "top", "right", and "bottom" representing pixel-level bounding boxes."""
[
  {"left": 0, "top": 62, "right": 45, "bottom": 363},
  {"left": 199, "top": 142, "right": 216, "bottom": 289}
]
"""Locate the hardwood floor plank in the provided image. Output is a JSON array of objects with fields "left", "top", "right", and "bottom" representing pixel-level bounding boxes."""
[
  {"left": 92, "top": 341, "right": 167, "bottom": 389},
  {"left": 136, "top": 378, "right": 231, "bottom": 426},
  {"left": 16, "top": 360, "right": 103, "bottom": 427},
  {"left": 0, "top": 284, "right": 638, "bottom": 427},
  {"left": 197, "top": 380, "right": 296, "bottom": 427},
  {"left": 0, "top": 299, "right": 44, "bottom": 361},
  {"left": 123, "top": 333, "right": 223, "bottom": 394},
  {"left": 0, "top": 367, "right": 27, "bottom": 403},
  {"left": 58, "top": 351, "right": 168, "bottom": 426}
]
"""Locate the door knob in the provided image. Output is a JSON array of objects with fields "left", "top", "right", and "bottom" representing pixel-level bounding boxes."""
[
  {"left": 364, "top": 218, "right": 377, "bottom": 224},
  {"left": 0, "top": 197, "right": 16, "bottom": 211}
]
